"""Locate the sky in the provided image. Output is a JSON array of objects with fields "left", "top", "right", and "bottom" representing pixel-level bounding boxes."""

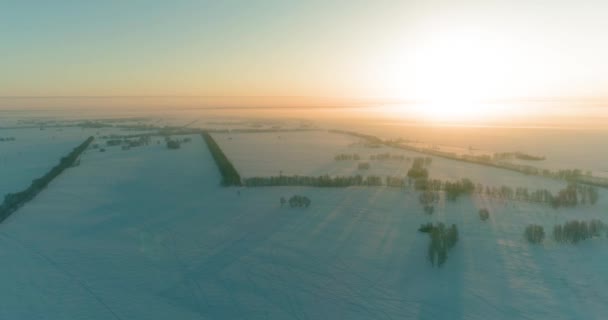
[{"left": 2, "top": 0, "right": 608, "bottom": 108}]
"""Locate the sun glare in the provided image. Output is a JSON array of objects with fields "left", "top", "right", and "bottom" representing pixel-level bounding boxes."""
[{"left": 381, "top": 28, "right": 520, "bottom": 122}]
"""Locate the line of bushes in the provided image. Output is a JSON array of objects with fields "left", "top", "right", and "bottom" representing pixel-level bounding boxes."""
[
  {"left": 0, "top": 136, "right": 94, "bottom": 223},
  {"left": 200, "top": 131, "right": 242, "bottom": 186}
]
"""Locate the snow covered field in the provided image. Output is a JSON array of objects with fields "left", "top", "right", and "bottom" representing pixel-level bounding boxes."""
[
  {"left": 0, "top": 127, "right": 93, "bottom": 198},
  {"left": 214, "top": 131, "right": 568, "bottom": 192},
  {"left": 0, "top": 126, "right": 157, "bottom": 199},
  {"left": 1, "top": 129, "right": 608, "bottom": 319}
]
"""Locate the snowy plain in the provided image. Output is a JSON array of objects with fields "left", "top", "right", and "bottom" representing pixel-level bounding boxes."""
[
  {"left": 213, "top": 131, "right": 570, "bottom": 193},
  {"left": 0, "top": 129, "right": 607, "bottom": 319}
]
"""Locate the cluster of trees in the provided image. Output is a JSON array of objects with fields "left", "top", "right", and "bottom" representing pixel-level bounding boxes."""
[
  {"left": 410, "top": 177, "right": 475, "bottom": 201},
  {"left": 542, "top": 168, "right": 586, "bottom": 180},
  {"left": 164, "top": 136, "right": 191, "bottom": 150},
  {"left": 104, "top": 135, "right": 152, "bottom": 149},
  {"left": 419, "top": 223, "right": 459, "bottom": 267},
  {"left": 471, "top": 182, "right": 598, "bottom": 208},
  {"left": 478, "top": 208, "right": 490, "bottom": 221},
  {"left": 357, "top": 162, "right": 370, "bottom": 170},
  {"left": 0, "top": 136, "right": 94, "bottom": 223},
  {"left": 494, "top": 152, "right": 545, "bottom": 161},
  {"left": 419, "top": 191, "right": 439, "bottom": 214},
  {"left": 201, "top": 131, "right": 242, "bottom": 186},
  {"left": 244, "top": 174, "right": 383, "bottom": 187},
  {"left": 386, "top": 176, "right": 407, "bottom": 187},
  {"left": 524, "top": 224, "right": 545, "bottom": 244},
  {"left": 166, "top": 140, "right": 181, "bottom": 149},
  {"left": 407, "top": 162, "right": 429, "bottom": 180},
  {"left": 0, "top": 137, "right": 16, "bottom": 142},
  {"left": 334, "top": 153, "right": 360, "bottom": 161},
  {"left": 444, "top": 179, "right": 475, "bottom": 201},
  {"left": 553, "top": 219, "right": 606, "bottom": 244},
  {"left": 285, "top": 195, "right": 311, "bottom": 208},
  {"left": 369, "top": 153, "right": 406, "bottom": 161}
]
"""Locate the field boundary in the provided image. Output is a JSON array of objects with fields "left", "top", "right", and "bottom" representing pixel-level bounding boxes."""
[
  {"left": 200, "top": 131, "right": 242, "bottom": 186},
  {"left": 0, "top": 136, "right": 94, "bottom": 223}
]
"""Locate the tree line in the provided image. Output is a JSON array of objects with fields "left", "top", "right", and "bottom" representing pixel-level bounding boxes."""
[
  {"left": 525, "top": 219, "right": 606, "bottom": 244},
  {"left": 244, "top": 174, "right": 383, "bottom": 187},
  {"left": 472, "top": 182, "right": 598, "bottom": 208},
  {"left": 334, "top": 153, "right": 361, "bottom": 161},
  {"left": 0, "top": 136, "right": 94, "bottom": 223},
  {"left": 201, "top": 131, "right": 242, "bottom": 186},
  {"left": 553, "top": 219, "right": 606, "bottom": 244}
]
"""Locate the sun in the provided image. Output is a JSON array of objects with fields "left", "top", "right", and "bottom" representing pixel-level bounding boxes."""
[{"left": 377, "top": 28, "right": 520, "bottom": 122}]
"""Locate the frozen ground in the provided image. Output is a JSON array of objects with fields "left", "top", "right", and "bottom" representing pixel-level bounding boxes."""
[
  {"left": 0, "top": 127, "right": 93, "bottom": 198},
  {"left": 0, "top": 126, "right": 155, "bottom": 199},
  {"left": 214, "top": 131, "right": 568, "bottom": 192},
  {"left": 1, "top": 131, "right": 608, "bottom": 319}
]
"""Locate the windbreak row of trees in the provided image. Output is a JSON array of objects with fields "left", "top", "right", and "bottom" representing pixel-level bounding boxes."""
[
  {"left": 337, "top": 129, "right": 608, "bottom": 188},
  {"left": 0, "top": 136, "right": 94, "bottom": 223},
  {"left": 245, "top": 172, "right": 597, "bottom": 207},
  {"left": 334, "top": 153, "right": 361, "bottom": 161},
  {"left": 201, "top": 132, "right": 242, "bottom": 186},
  {"left": 553, "top": 220, "right": 606, "bottom": 244},
  {"left": 525, "top": 219, "right": 606, "bottom": 244},
  {"left": 471, "top": 182, "right": 598, "bottom": 208},
  {"left": 244, "top": 174, "right": 384, "bottom": 187}
]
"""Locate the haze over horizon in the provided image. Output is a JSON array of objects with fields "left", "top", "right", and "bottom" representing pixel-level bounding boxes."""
[{"left": 2, "top": 0, "right": 608, "bottom": 123}]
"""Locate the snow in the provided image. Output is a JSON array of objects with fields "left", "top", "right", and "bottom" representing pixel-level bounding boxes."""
[
  {"left": 214, "top": 131, "right": 567, "bottom": 192},
  {"left": 0, "top": 127, "right": 91, "bottom": 198},
  {"left": 1, "top": 129, "right": 608, "bottom": 319}
]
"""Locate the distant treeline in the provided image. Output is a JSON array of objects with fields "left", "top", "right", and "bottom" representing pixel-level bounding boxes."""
[
  {"left": 494, "top": 152, "right": 546, "bottom": 161},
  {"left": 328, "top": 129, "right": 383, "bottom": 145},
  {"left": 0, "top": 136, "right": 94, "bottom": 223},
  {"left": 370, "top": 153, "right": 407, "bottom": 161},
  {"left": 201, "top": 131, "right": 242, "bottom": 186},
  {"left": 332, "top": 129, "right": 608, "bottom": 189},
  {"left": 334, "top": 153, "right": 361, "bottom": 161}
]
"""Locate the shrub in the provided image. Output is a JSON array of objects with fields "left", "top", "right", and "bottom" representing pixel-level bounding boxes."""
[
  {"left": 478, "top": 208, "right": 490, "bottom": 221},
  {"left": 524, "top": 224, "right": 545, "bottom": 244},
  {"left": 166, "top": 140, "right": 181, "bottom": 149},
  {"left": 288, "top": 195, "right": 311, "bottom": 208}
]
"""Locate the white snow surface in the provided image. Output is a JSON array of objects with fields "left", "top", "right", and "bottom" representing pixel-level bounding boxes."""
[
  {"left": 0, "top": 131, "right": 607, "bottom": 319},
  {"left": 214, "top": 131, "right": 566, "bottom": 192}
]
